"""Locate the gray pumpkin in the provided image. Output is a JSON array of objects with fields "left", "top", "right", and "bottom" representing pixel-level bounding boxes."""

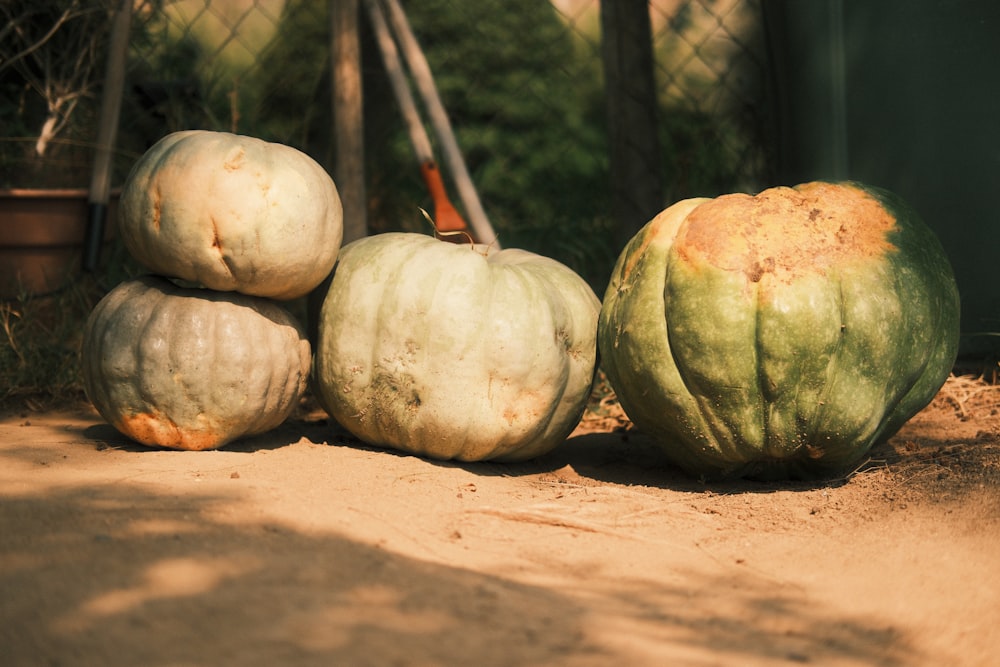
[
  {"left": 82, "top": 276, "right": 311, "bottom": 450},
  {"left": 314, "top": 233, "right": 601, "bottom": 462}
]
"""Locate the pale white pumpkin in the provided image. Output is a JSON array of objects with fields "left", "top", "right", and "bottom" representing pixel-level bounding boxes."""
[
  {"left": 82, "top": 276, "right": 311, "bottom": 450},
  {"left": 314, "top": 233, "right": 601, "bottom": 462},
  {"left": 118, "top": 130, "right": 343, "bottom": 300}
]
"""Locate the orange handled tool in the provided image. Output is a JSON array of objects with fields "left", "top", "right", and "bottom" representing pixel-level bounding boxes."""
[
  {"left": 365, "top": 0, "right": 490, "bottom": 245},
  {"left": 420, "top": 160, "right": 469, "bottom": 238}
]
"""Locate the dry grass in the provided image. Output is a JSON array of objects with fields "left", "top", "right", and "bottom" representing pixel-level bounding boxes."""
[
  {"left": 0, "top": 282, "right": 100, "bottom": 410},
  {"left": 926, "top": 372, "right": 1000, "bottom": 421},
  {"left": 575, "top": 370, "right": 633, "bottom": 434}
]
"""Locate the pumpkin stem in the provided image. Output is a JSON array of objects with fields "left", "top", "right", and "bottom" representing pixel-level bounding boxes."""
[
  {"left": 420, "top": 160, "right": 470, "bottom": 240},
  {"left": 419, "top": 207, "right": 481, "bottom": 251}
]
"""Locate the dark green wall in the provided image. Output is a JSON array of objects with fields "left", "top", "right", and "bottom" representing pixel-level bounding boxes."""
[{"left": 765, "top": 0, "right": 1000, "bottom": 358}]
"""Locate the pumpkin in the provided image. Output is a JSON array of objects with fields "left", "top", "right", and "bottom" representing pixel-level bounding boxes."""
[
  {"left": 118, "top": 130, "right": 343, "bottom": 300},
  {"left": 82, "top": 275, "right": 311, "bottom": 450},
  {"left": 313, "top": 233, "right": 601, "bottom": 462},
  {"left": 598, "top": 181, "right": 960, "bottom": 480}
]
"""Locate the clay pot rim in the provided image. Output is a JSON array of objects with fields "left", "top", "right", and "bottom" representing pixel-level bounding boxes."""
[{"left": 0, "top": 188, "right": 121, "bottom": 198}]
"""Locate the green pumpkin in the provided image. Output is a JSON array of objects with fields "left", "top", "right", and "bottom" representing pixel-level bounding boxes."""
[
  {"left": 598, "top": 181, "right": 960, "bottom": 480},
  {"left": 314, "top": 233, "right": 601, "bottom": 462},
  {"left": 82, "top": 276, "right": 311, "bottom": 450},
  {"left": 118, "top": 130, "right": 343, "bottom": 300}
]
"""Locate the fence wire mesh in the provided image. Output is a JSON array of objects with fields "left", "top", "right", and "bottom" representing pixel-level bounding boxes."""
[{"left": 3, "top": 0, "right": 773, "bottom": 288}]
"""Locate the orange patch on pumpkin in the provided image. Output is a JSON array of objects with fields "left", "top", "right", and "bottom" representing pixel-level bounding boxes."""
[
  {"left": 223, "top": 147, "right": 247, "bottom": 171},
  {"left": 621, "top": 208, "right": 679, "bottom": 282},
  {"left": 676, "top": 182, "right": 897, "bottom": 284},
  {"left": 118, "top": 413, "right": 226, "bottom": 451}
]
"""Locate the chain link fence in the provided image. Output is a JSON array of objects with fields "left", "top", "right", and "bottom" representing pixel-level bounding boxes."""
[
  {"left": 649, "top": 0, "right": 769, "bottom": 195},
  {"left": 5, "top": 0, "right": 773, "bottom": 289}
]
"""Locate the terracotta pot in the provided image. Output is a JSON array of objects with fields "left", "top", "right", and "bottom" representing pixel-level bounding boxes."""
[{"left": 0, "top": 188, "right": 118, "bottom": 299}]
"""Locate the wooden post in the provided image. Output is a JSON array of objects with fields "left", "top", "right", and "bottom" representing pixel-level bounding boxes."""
[
  {"left": 331, "top": 0, "right": 367, "bottom": 243},
  {"left": 311, "top": 0, "right": 367, "bottom": 346},
  {"left": 600, "top": 0, "right": 663, "bottom": 246}
]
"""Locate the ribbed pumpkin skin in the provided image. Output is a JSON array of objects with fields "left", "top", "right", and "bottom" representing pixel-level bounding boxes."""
[
  {"left": 119, "top": 130, "right": 343, "bottom": 300},
  {"left": 82, "top": 276, "right": 311, "bottom": 450},
  {"left": 314, "top": 233, "right": 601, "bottom": 462},
  {"left": 598, "top": 181, "right": 960, "bottom": 480}
]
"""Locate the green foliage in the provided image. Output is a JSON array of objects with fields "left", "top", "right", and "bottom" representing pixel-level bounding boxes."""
[
  {"left": 237, "top": 0, "right": 332, "bottom": 151},
  {"left": 120, "top": 32, "right": 212, "bottom": 138},
  {"left": 660, "top": 107, "right": 750, "bottom": 200}
]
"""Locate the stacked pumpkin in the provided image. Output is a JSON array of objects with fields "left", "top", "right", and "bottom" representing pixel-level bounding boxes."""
[{"left": 82, "top": 131, "right": 343, "bottom": 450}]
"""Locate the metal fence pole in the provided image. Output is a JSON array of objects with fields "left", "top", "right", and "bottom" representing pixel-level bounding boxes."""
[{"left": 84, "top": 0, "right": 133, "bottom": 272}]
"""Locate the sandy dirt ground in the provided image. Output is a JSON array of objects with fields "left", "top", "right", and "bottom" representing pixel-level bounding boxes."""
[{"left": 1, "top": 376, "right": 998, "bottom": 667}]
